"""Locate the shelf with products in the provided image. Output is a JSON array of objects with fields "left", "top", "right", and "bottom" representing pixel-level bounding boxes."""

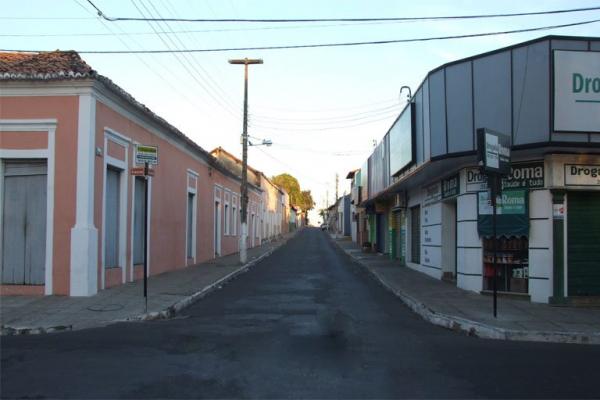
[{"left": 482, "top": 236, "right": 529, "bottom": 294}]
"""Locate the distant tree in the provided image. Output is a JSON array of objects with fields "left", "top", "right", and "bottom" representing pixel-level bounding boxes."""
[
  {"left": 300, "top": 190, "right": 315, "bottom": 211},
  {"left": 272, "top": 173, "right": 314, "bottom": 211}
]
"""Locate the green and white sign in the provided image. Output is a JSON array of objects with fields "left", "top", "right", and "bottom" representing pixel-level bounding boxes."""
[
  {"left": 554, "top": 50, "right": 600, "bottom": 133},
  {"left": 135, "top": 145, "right": 159, "bottom": 165},
  {"left": 477, "top": 189, "right": 529, "bottom": 237}
]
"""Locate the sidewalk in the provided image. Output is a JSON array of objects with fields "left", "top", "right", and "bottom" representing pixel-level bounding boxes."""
[
  {"left": 1, "top": 232, "right": 297, "bottom": 335},
  {"left": 333, "top": 236, "right": 600, "bottom": 345}
]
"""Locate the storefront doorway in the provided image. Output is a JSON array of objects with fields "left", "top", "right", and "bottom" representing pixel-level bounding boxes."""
[
  {"left": 567, "top": 191, "right": 600, "bottom": 296},
  {"left": 441, "top": 200, "right": 457, "bottom": 282}
]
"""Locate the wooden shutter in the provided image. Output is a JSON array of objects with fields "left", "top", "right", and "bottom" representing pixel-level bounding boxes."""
[
  {"left": 105, "top": 168, "right": 120, "bottom": 268},
  {"left": 2, "top": 160, "right": 47, "bottom": 285}
]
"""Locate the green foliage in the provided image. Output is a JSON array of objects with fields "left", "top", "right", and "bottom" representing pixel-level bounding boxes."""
[{"left": 272, "top": 173, "right": 315, "bottom": 211}]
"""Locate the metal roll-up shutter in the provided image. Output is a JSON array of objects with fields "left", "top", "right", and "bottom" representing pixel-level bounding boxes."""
[{"left": 567, "top": 191, "right": 600, "bottom": 296}]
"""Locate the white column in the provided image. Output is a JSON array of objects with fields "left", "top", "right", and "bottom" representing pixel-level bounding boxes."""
[{"left": 70, "top": 94, "right": 99, "bottom": 296}]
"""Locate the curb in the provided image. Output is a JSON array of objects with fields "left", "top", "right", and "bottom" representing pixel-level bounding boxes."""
[
  {"left": 120, "top": 242, "right": 283, "bottom": 323},
  {"left": 335, "top": 240, "right": 600, "bottom": 345},
  {"left": 1, "top": 233, "right": 295, "bottom": 336}
]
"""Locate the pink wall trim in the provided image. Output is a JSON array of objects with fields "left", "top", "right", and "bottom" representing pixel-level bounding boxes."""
[
  {"left": 107, "top": 139, "right": 126, "bottom": 161},
  {"left": 188, "top": 175, "right": 197, "bottom": 189},
  {"left": 0, "top": 131, "right": 48, "bottom": 149},
  {"left": 0, "top": 285, "right": 45, "bottom": 296},
  {"left": 104, "top": 268, "right": 122, "bottom": 289}
]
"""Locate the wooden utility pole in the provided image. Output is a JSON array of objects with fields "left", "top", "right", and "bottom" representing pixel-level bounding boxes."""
[
  {"left": 335, "top": 173, "right": 339, "bottom": 201},
  {"left": 229, "top": 58, "right": 263, "bottom": 264}
]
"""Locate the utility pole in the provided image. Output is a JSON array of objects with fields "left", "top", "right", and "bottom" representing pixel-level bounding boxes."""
[
  {"left": 229, "top": 57, "right": 263, "bottom": 264},
  {"left": 335, "top": 173, "right": 339, "bottom": 201}
]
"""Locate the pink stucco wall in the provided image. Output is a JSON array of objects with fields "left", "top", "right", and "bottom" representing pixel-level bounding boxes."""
[
  {"left": 95, "top": 100, "right": 261, "bottom": 289},
  {"left": 0, "top": 95, "right": 79, "bottom": 296}
]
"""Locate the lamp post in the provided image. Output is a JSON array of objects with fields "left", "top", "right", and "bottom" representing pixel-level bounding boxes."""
[{"left": 229, "top": 57, "right": 263, "bottom": 264}]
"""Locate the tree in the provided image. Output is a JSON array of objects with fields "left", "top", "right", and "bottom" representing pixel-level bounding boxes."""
[
  {"left": 300, "top": 190, "right": 315, "bottom": 211},
  {"left": 272, "top": 173, "right": 314, "bottom": 211}
]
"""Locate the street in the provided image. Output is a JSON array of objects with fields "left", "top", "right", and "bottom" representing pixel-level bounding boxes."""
[{"left": 2, "top": 228, "right": 599, "bottom": 399}]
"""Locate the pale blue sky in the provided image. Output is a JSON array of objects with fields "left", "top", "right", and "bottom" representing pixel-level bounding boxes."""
[{"left": 2, "top": 0, "right": 599, "bottom": 219}]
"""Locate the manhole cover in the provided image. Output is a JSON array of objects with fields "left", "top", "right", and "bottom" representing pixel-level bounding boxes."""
[{"left": 86, "top": 304, "right": 124, "bottom": 312}]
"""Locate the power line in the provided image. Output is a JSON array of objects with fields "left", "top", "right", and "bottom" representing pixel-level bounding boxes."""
[
  {"left": 250, "top": 109, "right": 400, "bottom": 133},
  {"left": 250, "top": 102, "right": 401, "bottom": 124},
  {"left": 83, "top": 1, "right": 600, "bottom": 23},
  {"left": 6, "top": 17, "right": 598, "bottom": 54}
]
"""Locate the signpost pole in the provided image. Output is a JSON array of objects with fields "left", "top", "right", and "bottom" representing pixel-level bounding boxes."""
[
  {"left": 490, "top": 174, "right": 499, "bottom": 318},
  {"left": 143, "top": 161, "right": 149, "bottom": 313},
  {"left": 477, "top": 127, "right": 511, "bottom": 318}
]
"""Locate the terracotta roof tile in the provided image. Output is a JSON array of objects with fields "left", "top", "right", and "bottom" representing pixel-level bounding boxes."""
[{"left": 0, "top": 51, "right": 95, "bottom": 80}]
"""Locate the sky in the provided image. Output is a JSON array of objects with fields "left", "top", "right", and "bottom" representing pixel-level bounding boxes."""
[{"left": 2, "top": 0, "right": 599, "bottom": 223}]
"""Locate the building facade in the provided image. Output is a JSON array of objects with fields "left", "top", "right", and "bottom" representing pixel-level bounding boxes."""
[
  {"left": 352, "top": 35, "right": 600, "bottom": 304},
  {"left": 0, "top": 51, "right": 265, "bottom": 296}
]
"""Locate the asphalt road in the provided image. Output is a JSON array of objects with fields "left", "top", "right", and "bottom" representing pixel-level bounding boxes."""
[{"left": 2, "top": 228, "right": 600, "bottom": 399}]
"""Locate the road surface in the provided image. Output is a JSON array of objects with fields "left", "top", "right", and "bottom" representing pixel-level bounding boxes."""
[{"left": 2, "top": 228, "right": 599, "bottom": 398}]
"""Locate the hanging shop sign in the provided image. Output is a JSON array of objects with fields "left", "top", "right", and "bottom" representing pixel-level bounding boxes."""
[
  {"left": 477, "top": 128, "right": 511, "bottom": 175},
  {"left": 564, "top": 164, "right": 600, "bottom": 186},
  {"left": 135, "top": 145, "right": 159, "bottom": 165},
  {"left": 553, "top": 50, "right": 600, "bottom": 133},
  {"left": 477, "top": 189, "right": 529, "bottom": 237},
  {"left": 442, "top": 174, "right": 459, "bottom": 198}
]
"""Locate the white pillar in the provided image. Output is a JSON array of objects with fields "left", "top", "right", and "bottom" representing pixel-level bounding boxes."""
[{"left": 70, "top": 94, "right": 99, "bottom": 296}]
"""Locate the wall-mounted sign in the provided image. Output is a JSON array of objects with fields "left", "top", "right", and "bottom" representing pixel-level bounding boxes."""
[
  {"left": 465, "top": 161, "right": 544, "bottom": 192},
  {"left": 423, "top": 182, "right": 441, "bottom": 205},
  {"left": 390, "top": 103, "right": 416, "bottom": 176},
  {"left": 564, "top": 164, "right": 600, "bottom": 186},
  {"left": 477, "top": 128, "right": 511, "bottom": 175},
  {"left": 502, "top": 161, "right": 544, "bottom": 189},
  {"left": 554, "top": 50, "right": 600, "bottom": 133},
  {"left": 466, "top": 168, "right": 488, "bottom": 192},
  {"left": 553, "top": 204, "right": 565, "bottom": 219},
  {"left": 135, "top": 144, "right": 159, "bottom": 165},
  {"left": 442, "top": 174, "right": 459, "bottom": 198}
]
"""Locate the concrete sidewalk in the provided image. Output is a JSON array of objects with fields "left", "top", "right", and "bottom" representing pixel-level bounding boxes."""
[
  {"left": 333, "top": 237, "right": 600, "bottom": 345},
  {"left": 1, "top": 232, "right": 297, "bottom": 335}
]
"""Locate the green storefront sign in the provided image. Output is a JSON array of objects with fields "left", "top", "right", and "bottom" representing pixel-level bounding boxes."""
[{"left": 477, "top": 189, "right": 529, "bottom": 237}]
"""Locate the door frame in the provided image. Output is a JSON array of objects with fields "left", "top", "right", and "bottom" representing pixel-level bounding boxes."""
[
  {"left": 0, "top": 119, "right": 56, "bottom": 294},
  {"left": 102, "top": 133, "right": 129, "bottom": 289},
  {"left": 214, "top": 185, "right": 223, "bottom": 257}
]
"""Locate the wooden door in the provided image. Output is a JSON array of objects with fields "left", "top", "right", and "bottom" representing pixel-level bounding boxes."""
[{"left": 2, "top": 160, "right": 47, "bottom": 285}]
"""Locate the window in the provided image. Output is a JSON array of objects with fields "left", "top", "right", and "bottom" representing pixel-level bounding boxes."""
[
  {"left": 224, "top": 203, "right": 230, "bottom": 236},
  {"left": 410, "top": 206, "right": 421, "bottom": 264},
  {"left": 133, "top": 177, "right": 146, "bottom": 265},
  {"left": 232, "top": 195, "right": 238, "bottom": 236}
]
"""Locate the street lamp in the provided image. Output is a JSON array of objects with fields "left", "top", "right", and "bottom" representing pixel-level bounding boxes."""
[{"left": 229, "top": 57, "right": 263, "bottom": 264}]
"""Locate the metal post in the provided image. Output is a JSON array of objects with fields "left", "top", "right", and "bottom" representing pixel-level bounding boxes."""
[
  {"left": 229, "top": 58, "right": 263, "bottom": 265},
  {"left": 143, "top": 161, "right": 149, "bottom": 313},
  {"left": 490, "top": 173, "right": 499, "bottom": 318}
]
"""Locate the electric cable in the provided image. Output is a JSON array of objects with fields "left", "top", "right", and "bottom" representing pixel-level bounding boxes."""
[
  {"left": 83, "top": 1, "right": 600, "bottom": 23},
  {"left": 6, "top": 17, "right": 598, "bottom": 53}
]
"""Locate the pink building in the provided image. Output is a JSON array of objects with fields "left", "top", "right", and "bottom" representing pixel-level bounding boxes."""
[{"left": 0, "top": 51, "right": 262, "bottom": 296}]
